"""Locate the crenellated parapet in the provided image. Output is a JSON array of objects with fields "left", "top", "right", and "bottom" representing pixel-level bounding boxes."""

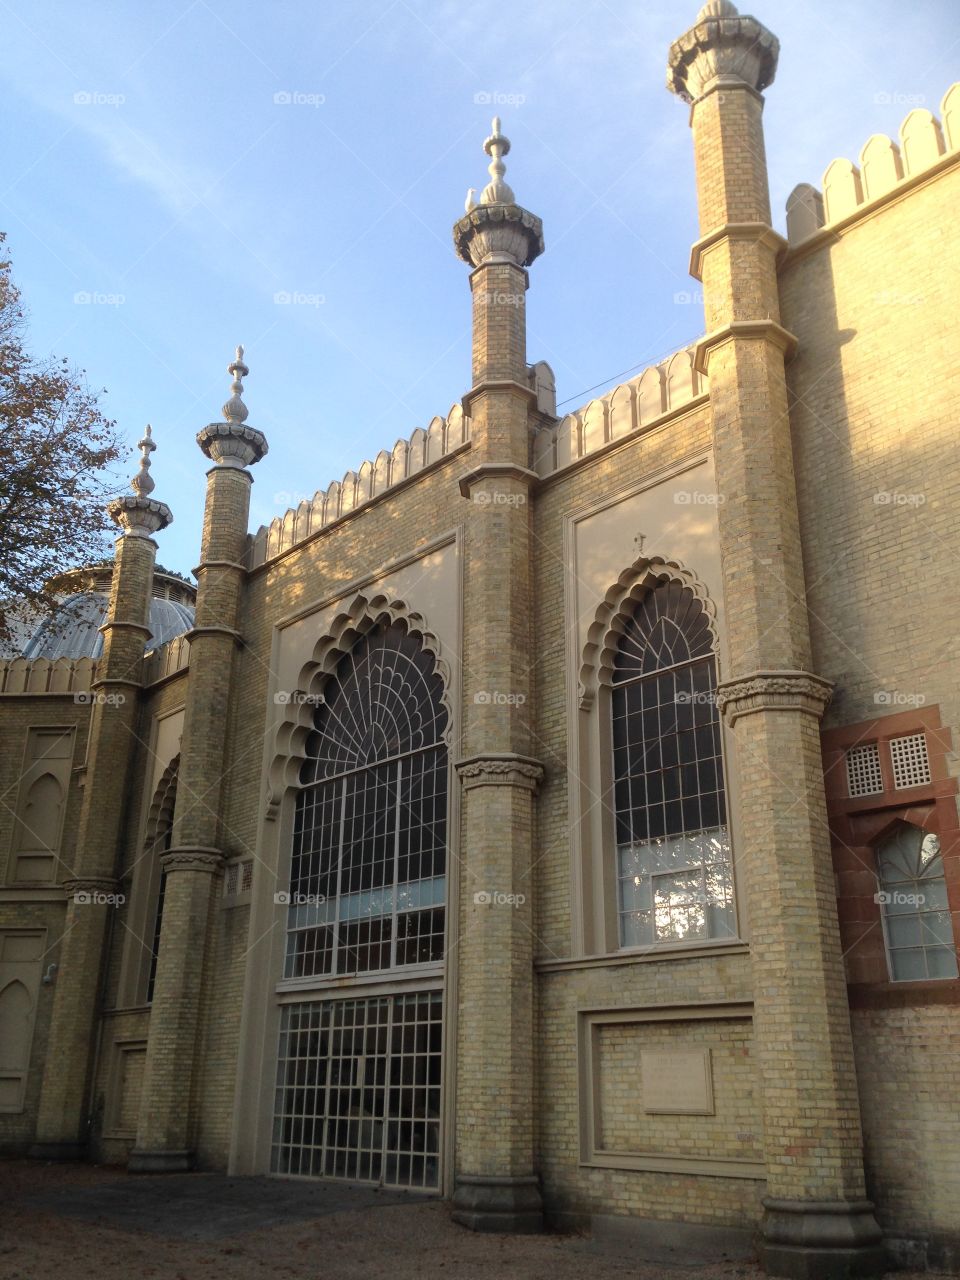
[
  {"left": 532, "top": 345, "right": 706, "bottom": 479},
  {"left": 786, "top": 83, "right": 959, "bottom": 244},
  {"left": 247, "top": 401, "right": 471, "bottom": 569},
  {"left": 142, "top": 634, "right": 190, "bottom": 685},
  {"left": 0, "top": 655, "right": 97, "bottom": 695}
]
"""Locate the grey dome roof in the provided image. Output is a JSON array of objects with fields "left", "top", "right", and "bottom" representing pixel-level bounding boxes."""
[{"left": 21, "top": 592, "right": 194, "bottom": 660}]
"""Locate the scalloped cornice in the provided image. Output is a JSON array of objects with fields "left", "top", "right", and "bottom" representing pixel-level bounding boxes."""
[
  {"left": 578, "top": 555, "right": 718, "bottom": 710},
  {"left": 266, "top": 591, "right": 452, "bottom": 821}
]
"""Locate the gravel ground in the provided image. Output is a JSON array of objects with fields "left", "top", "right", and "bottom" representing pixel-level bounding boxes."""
[{"left": 0, "top": 1160, "right": 943, "bottom": 1280}]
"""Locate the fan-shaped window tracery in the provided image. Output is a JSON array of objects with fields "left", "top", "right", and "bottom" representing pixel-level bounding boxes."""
[{"left": 286, "top": 622, "right": 448, "bottom": 979}]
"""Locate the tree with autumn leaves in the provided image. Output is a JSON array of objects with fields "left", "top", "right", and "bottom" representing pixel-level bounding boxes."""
[{"left": 0, "top": 233, "right": 124, "bottom": 646}]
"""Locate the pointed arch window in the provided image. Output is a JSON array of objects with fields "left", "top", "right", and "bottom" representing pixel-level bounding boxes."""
[
  {"left": 285, "top": 621, "right": 449, "bottom": 979},
  {"left": 610, "top": 581, "right": 734, "bottom": 948},
  {"left": 876, "top": 822, "right": 958, "bottom": 981}
]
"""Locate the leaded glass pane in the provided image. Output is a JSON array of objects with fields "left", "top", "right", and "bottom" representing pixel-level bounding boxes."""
[{"left": 876, "top": 823, "right": 958, "bottom": 981}]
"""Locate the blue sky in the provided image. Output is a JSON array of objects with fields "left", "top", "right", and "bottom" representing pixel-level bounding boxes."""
[{"left": 1, "top": 0, "right": 956, "bottom": 576}]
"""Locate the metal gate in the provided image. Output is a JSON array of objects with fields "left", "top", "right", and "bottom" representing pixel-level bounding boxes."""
[{"left": 271, "top": 990, "right": 442, "bottom": 1189}]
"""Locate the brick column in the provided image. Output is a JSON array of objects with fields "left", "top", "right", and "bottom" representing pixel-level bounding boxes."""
[
  {"left": 31, "top": 432, "right": 171, "bottom": 1159},
  {"left": 668, "top": 6, "right": 883, "bottom": 1277},
  {"left": 450, "top": 120, "right": 545, "bottom": 1232},
  {"left": 130, "top": 350, "right": 266, "bottom": 1172}
]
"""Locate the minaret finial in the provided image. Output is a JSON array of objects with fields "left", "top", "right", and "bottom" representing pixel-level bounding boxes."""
[
  {"left": 480, "top": 117, "right": 515, "bottom": 206},
  {"left": 222, "top": 345, "right": 249, "bottom": 424},
  {"left": 130, "top": 424, "right": 156, "bottom": 495}
]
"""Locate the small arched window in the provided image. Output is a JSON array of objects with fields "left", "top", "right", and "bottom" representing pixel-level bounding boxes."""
[
  {"left": 285, "top": 621, "right": 448, "bottom": 979},
  {"left": 877, "top": 822, "right": 958, "bottom": 981},
  {"left": 610, "top": 581, "right": 734, "bottom": 948}
]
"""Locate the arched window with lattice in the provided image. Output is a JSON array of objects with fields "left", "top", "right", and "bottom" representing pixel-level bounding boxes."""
[
  {"left": 284, "top": 620, "right": 449, "bottom": 979},
  {"left": 610, "top": 580, "right": 734, "bottom": 948}
]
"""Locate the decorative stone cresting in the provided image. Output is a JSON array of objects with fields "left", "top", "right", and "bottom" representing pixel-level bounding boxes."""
[
  {"left": 532, "top": 345, "right": 707, "bottom": 479},
  {"left": 159, "top": 848, "right": 223, "bottom": 874},
  {"left": 786, "top": 83, "right": 959, "bottom": 243},
  {"left": 265, "top": 591, "right": 452, "bottom": 821},
  {"left": 716, "top": 670, "right": 834, "bottom": 724},
  {"left": 247, "top": 402, "right": 470, "bottom": 569},
  {"left": 578, "top": 555, "right": 717, "bottom": 709},
  {"left": 0, "top": 656, "right": 97, "bottom": 695},
  {"left": 143, "top": 634, "right": 190, "bottom": 684}
]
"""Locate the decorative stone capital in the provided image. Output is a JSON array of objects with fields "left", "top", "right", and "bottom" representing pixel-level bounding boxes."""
[
  {"left": 197, "top": 421, "right": 268, "bottom": 469},
  {"left": 159, "top": 846, "right": 224, "bottom": 874},
  {"left": 456, "top": 753, "right": 544, "bottom": 792},
  {"left": 716, "top": 670, "right": 833, "bottom": 724},
  {"left": 454, "top": 203, "right": 544, "bottom": 270},
  {"left": 62, "top": 876, "right": 120, "bottom": 897},
  {"left": 667, "top": 2, "right": 779, "bottom": 105},
  {"left": 107, "top": 494, "right": 173, "bottom": 539}
]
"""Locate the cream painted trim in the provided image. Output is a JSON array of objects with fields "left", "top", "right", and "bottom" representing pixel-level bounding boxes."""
[
  {"left": 228, "top": 529, "right": 463, "bottom": 1201},
  {"left": 538, "top": 397, "right": 710, "bottom": 490},
  {"left": 247, "top": 448, "right": 470, "bottom": 578},
  {"left": 577, "top": 1001, "right": 764, "bottom": 1180},
  {"left": 276, "top": 972, "right": 444, "bottom": 1003},
  {"left": 563, "top": 455, "right": 749, "bottom": 958},
  {"left": 781, "top": 148, "right": 960, "bottom": 266},
  {"left": 273, "top": 530, "right": 458, "bottom": 632}
]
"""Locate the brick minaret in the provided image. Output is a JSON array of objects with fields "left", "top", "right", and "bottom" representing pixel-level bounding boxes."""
[
  {"left": 129, "top": 350, "right": 266, "bottom": 1171},
  {"left": 668, "top": 4, "right": 884, "bottom": 1277},
  {"left": 450, "top": 120, "right": 545, "bottom": 1231},
  {"left": 31, "top": 430, "right": 171, "bottom": 1159}
]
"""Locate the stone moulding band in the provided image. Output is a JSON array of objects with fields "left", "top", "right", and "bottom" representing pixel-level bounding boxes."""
[
  {"left": 455, "top": 753, "right": 544, "bottom": 792},
  {"left": 457, "top": 459, "right": 540, "bottom": 498},
  {"left": 716, "top": 670, "right": 834, "bottom": 724},
  {"left": 693, "top": 319, "right": 798, "bottom": 375},
  {"left": 461, "top": 380, "right": 539, "bottom": 418},
  {"left": 688, "top": 222, "right": 787, "bottom": 281},
  {"left": 159, "top": 846, "right": 224, "bottom": 873}
]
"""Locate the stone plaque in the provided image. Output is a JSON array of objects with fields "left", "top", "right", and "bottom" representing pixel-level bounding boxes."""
[{"left": 640, "top": 1048, "right": 714, "bottom": 1115}]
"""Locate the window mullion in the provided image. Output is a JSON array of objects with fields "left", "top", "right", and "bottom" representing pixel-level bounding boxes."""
[
  {"left": 390, "top": 759, "right": 402, "bottom": 970},
  {"left": 333, "top": 775, "right": 347, "bottom": 977}
]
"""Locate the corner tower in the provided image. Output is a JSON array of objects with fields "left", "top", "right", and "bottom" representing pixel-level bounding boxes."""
[{"left": 668, "top": 4, "right": 884, "bottom": 1276}]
